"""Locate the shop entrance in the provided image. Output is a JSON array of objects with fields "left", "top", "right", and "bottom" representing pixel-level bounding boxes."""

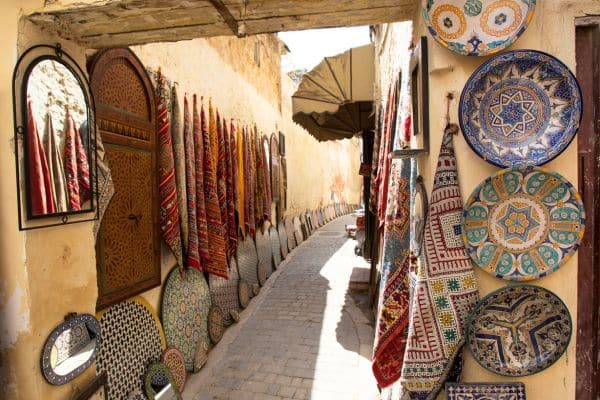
[{"left": 575, "top": 17, "right": 600, "bottom": 400}]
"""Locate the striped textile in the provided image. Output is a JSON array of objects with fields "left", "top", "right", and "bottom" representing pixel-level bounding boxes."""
[
  {"left": 261, "top": 137, "right": 272, "bottom": 221},
  {"left": 253, "top": 127, "right": 263, "bottom": 225},
  {"left": 63, "top": 107, "right": 82, "bottom": 211},
  {"left": 225, "top": 119, "right": 237, "bottom": 259},
  {"left": 217, "top": 114, "right": 229, "bottom": 256},
  {"left": 209, "top": 100, "right": 219, "bottom": 172},
  {"left": 43, "top": 113, "right": 67, "bottom": 213},
  {"left": 74, "top": 116, "right": 91, "bottom": 206},
  {"left": 27, "top": 101, "right": 55, "bottom": 214},
  {"left": 171, "top": 86, "right": 189, "bottom": 252},
  {"left": 245, "top": 127, "right": 256, "bottom": 236},
  {"left": 236, "top": 125, "right": 245, "bottom": 237},
  {"left": 201, "top": 101, "right": 228, "bottom": 278},
  {"left": 183, "top": 95, "right": 201, "bottom": 270},
  {"left": 194, "top": 96, "right": 210, "bottom": 263},
  {"left": 156, "top": 72, "right": 183, "bottom": 268}
]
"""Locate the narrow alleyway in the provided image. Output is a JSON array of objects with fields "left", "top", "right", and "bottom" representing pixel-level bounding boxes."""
[{"left": 184, "top": 215, "right": 379, "bottom": 400}]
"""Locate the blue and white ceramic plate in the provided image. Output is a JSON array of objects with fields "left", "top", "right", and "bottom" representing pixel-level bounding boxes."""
[
  {"left": 463, "top": 166, "right": 585, "bottom": 281},
  {"left": 423, "top": 0, "right": 536, "bottom": 56},
  {"left": 460, "top": 50, "right": 582, "bottom": 167},
  {"left": 467, "top": 284, "right": 571, "bottom": 376}
]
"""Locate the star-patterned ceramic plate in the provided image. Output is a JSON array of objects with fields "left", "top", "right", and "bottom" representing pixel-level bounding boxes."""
[
  {"left": 467, "top": 284, "right": 571, "bottom": 376},
  {"left": 423, "top": 0, "right": 536, "bottom": 56},
  {"left": 460, "top": 50, "right": 581, "bottom": 167},
  {"left": 463, "top": 166, "right": 585, "bottom": 281}
]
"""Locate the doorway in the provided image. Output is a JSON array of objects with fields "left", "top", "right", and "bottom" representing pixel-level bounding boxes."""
[{"left": 575, "top": 17, "right": 600, "bottom": 400}]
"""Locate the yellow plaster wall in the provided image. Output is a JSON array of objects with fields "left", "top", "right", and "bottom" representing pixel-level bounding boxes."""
[{"left": 378, "top": 2, "right": 600, "bottom": 399}]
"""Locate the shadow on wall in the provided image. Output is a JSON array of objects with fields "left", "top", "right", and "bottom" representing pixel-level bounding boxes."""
[{"left": 330, "top": 174, "right": 346, "bottom": 203}]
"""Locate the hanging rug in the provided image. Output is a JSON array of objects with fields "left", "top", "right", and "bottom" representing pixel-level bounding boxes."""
[
  {"left": 467, "top": 284, "right": 571, "bottom": 376},
  {"left": 209, "top": 256, "right": 242, "bottom": 326},
  {"left": 423, "top": 0, "right": 536, "bottom": 56},
  {"left": 463, "top": 165, "right": 585, "bottom": 281},
  {"left": 278, "top": 220, "right": 289, "bottom": 259},
  {"left": 96, "top": 297, "right": 165, "bottom": 400},
  {"left": 161, "top": 348, "right": 186, "bottom": 392},
  {"left": 161, "top": 267, "right": 211, "bottom": 372},
  {"left": 460, "top": 49, "right": 581, "bottom": 167},
  {"left": 269, "top": 225, "right": 282, "bottom": 268},
  {"left": 237, "top": 236, "right": 259, "bottom": 288}
]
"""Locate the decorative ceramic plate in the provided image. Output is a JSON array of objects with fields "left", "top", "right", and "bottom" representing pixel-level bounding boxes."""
[
  {"left": 446, "top": 382, "right": 526, "bottom": 399},
  {"left": 269, "top": 226, "right": 282, "bottom": 269},
  {"left": 161, "top": 267, "right": 211, "bottom": 372},
  {"left": 161, "top": 348, "right": 186, "bottom": 392},
  {"left": 208, "top": 256, "right": 241, "bottom": 326},
  {"left": 96, "top": 297, "right": 165, "bottom": 400},
  {"left": 237, "top": 236, "right": 259, "bottom": 288},
  {"left": 467, "top": 284, "right": 571, "bottom": 376},
  {"left": 277, "top": 220, "right": 289, "bottom": 258},
  {"left": 285, "top": 217, "right": 296, "bottom": 251},
  {"left": 238, "top": 280, "right": 250, "bottom": 309},
  {"left": 460, "top": 50, "right": 582, "bottom": 167},
  {"left": 207, "top": 306, "right": 225, "bottom": 344},
  {"left": 423, "top": 0, "right": 536, "bottom": 56},
  {"left": 464, "top": 166, "right": 585, "bottom": 281},
  {"left": 256, "top": 223, "right": 274, "bottom": 278}
]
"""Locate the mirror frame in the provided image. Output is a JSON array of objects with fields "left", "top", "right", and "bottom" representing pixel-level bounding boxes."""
[
  {"left": 12, "top": 43, "right": 98, "bottom": 230},
  {"left": 41, "top": 313, "right": 101, "bottom": 385}
]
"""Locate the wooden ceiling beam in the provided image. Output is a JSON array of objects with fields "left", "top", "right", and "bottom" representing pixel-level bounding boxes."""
[{"left": 207, "top": 0, "right": 241, "bottom": 37}]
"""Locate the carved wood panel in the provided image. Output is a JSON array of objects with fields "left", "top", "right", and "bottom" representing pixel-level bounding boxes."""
[{"left": 90, "top": 48, "right": 160, "bottom": 310}]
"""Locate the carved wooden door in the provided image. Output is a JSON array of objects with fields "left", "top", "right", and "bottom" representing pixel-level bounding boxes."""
[{"left": 90, "top": 48, "right": 160, "bottom": 310}]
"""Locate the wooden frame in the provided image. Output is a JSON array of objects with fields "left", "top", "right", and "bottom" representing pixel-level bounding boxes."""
[
  {"left": 575, "top": 17, "right": 600, "bottom": 400},
  {"left": 392, "top": 36, "right": 429, "bottom": 159},
  {"left": 74, "top": 372, "right": 108, "bottom": 400}
]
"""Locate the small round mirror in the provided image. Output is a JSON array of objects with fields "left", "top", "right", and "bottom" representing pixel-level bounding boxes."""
[{"left": 41, "top": 314, "right": 101, "bottom": 385}]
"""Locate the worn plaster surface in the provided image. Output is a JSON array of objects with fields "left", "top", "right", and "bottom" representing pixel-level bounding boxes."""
[{"left": 184, "top": 215, "right": 379, "bottom": 400}]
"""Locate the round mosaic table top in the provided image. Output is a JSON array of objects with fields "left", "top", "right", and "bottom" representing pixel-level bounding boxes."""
[
  {"left": 238, "top": 280, "right": 251, "bottom": 308},
  {"left": 269, "top": 226, "right": 282, "bottom": 269},
  {"left": 467, "top": 284, "right": 571, "bottom": 376},
  {"left": 463, "top": 166, "right": 585, "bottom": 281},
  {"left": 209, "top": 256, "right": 241, "bottom": 326},
  {"left": 237, "top": 236, "right": 259, "bottom": 287},
  {"left": 256, "top": 223, "right": 274, "bottom": 278},
  {"left": 277, "top": 220, "right": 289, "bottom": 259},
  {"left": 161, "top": 348, "right": 186, "bottom": 392},
  {"left": 293, "top": 216, "right": 304, "bottom": 245},
  {"left": 207, "top": 306, "right": 225, "bottom": 344},
  {"left": 144, "top": 361, "right": 182, "bottom": 400},
  {"left": 423, "top": 0, "right": 536, "bottom": 56},
  {"left": 161, "top": 267, "right": 211, "bottom": 372},
  {"left": 460, "top": 50, "right": 582, "bottom": 167},
  {"left": 96, "top": 297, "right": 165, "bottom": 400},
  {"left": 285, "top": 217, "right": 296, "bottom": 251}
]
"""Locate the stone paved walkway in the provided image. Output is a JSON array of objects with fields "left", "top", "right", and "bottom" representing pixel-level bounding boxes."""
[{"left": 184, "top": 215, "right": 379, "bottom": 400}]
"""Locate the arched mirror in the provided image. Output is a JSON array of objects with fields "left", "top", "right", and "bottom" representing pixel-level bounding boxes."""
[
  {"left": 41, "top": 313, "right": 101, "bottom": 385},
  {"left": 13, "top": 44, "right": 96, "bottom": 230}
]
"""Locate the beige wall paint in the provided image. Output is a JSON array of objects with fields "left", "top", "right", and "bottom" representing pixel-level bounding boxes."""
[{"left": 377, "top": 2, "right": 600, "bottom": 399}]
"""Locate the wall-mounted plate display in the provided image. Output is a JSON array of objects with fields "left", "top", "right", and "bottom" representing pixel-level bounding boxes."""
[
  {"left": 96, "top": 297, "right": 165, "bottom": 400},
  {"left": 464, "top": 166, "right": 585, "bottom": 281},
  {"left": 161, "top": 267, "right": 211, "bottom": 372},
  {"left": 460, "top": 50, "right": 581, "bottom": 167},
  {"left": 446, "top": 382, "right": 526, "bottom": 399},
  {"left": 12, "top": 44, "right": 97, "bottom": 230},
  {"left": 41, "top": 313, "right": 101, "bottom": 385},
  {"left": 467, "top": 284, "right": 571, "bottom": 376},
  {"left": 423, "top": 0, "right": 536, "bottom": 56}
]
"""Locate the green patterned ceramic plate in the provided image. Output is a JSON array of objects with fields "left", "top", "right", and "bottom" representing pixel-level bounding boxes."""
[{"left": 463, "top": 166, "right": 585, "bottom": 281}]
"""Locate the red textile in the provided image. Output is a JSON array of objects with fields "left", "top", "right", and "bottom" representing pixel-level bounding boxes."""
[
  {"left": 27, "top": 100, "right": 55, "bottom": 214},
  {"left": 253, "top": 127, "right": 263, "bottom": 225},
  {"left": 216, "top": 114, "right": 229, "bottom": 256},
  {"left": 74, "top": 119, "right": 90, "bottom": 205},
  {"left": 194, "top": 96, "right": 210, "bottom": 263},
  {"left": 183, "top": 95, "right": 201, "bottom": 270},
  {"left": 244, "top": 127, "right": 256, "bottom": 236},
  {"left": 230, "top": 121, "right": 239, "bottom": 233},
  {"left": 202, "top": 102, "right": 228, "bottom": 278},
  {"left": 225, "top": 119, "right": 237, "bottom": 259},
  {"left": 64, "top": 107, "right": 81, "bottom": 211},
  {"left": 156, "top": 72, "right": 183, "bottom": 268},
  {"left": 261, "top": 138, "right": 272, "bottom": 221}
]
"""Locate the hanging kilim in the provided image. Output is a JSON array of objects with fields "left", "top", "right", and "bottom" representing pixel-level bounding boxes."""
[
  {"left": 400, "top": 126, "right": 479, "bottom": 400},
  {"left": 261, "top": 136, "right": 272, "bottom": 221},
  {"left": 183, "top": 95, "right": 201, "bottom": 271},
  {"left": 209, "top": 99, "right": 219, "bottom": 172},
  {"left": 201, "top": 101, "right": 228, "bottom": 278},
  {"left": 224, "top": 119, "right": 237, "bottom": 259},
  {"left": 43, "top": 113, "right": 67, "bottom": 213},
  {"left": 92, "top": 120, "right": 115, "bottom": 240},
  {"left": 156, "top": 71, "right": 183, "bottom": 268},
  {"left": 236, "top": 125, "right": 245, "bottom": 236},
  {"left": 253, "top": 127, "right": 264, "bottom": 224},
  {"left": 27, "top": 101, "right": 54, "bottom": 214},
  {"left": 217, "top": 114, "right": 230, "bottom": 257},
  {"left": 245, "top": 127, "right": 256, "bottom": 236},
  {"left": 73, "top": 115, "right": 91, "bottom": 205},
  {"left": 171, "top": 86, "right": 188, "bottom": 252},
  {"left": 372, "top": 157, "right": 412, "bottom": 388},
  {"left": 193, "top": 95, "right": 210, "bottom": 264},
  {"left": 63, "top": 107, "right": 81, "bottom": 211},
  {"left": 229, "top": 120, "right": 239, "bottom": 246}
]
